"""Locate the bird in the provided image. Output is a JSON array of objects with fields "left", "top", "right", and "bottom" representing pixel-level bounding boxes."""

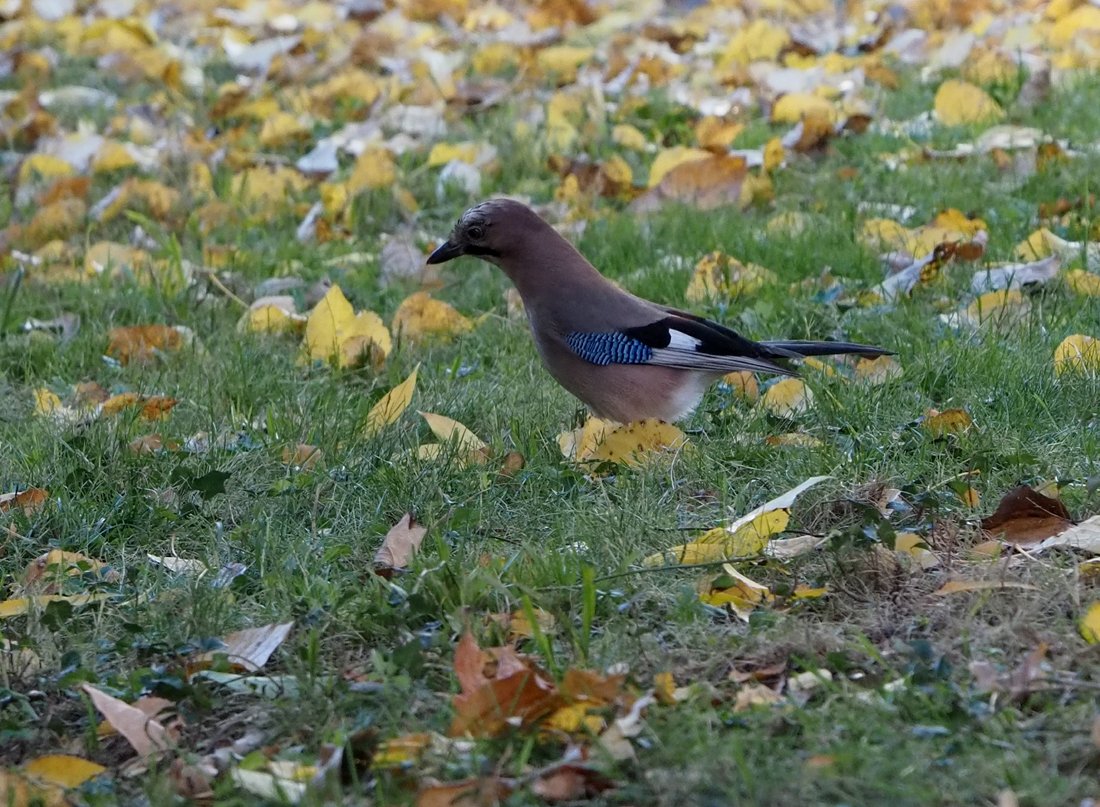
[{"left": 427, "top": 198, "right": 892, "bottom": 423}]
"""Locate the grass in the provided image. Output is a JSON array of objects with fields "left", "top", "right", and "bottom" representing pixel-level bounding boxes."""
[{"left": 3, "top": 53, "right": 1100, "bottom": 806}]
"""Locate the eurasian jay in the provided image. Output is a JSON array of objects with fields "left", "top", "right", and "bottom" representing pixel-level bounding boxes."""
[{"left": 427, "top": 199, "right": 891, "bottom": 423}]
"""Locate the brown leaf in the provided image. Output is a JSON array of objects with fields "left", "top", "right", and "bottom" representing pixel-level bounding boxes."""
[
  {"left": 449, "top": 666, "right": 562, "bottom": 737},
  {"left": 632, "top": 154, "right": 748, "bottom": 212},
  {"left": 417, "top": 777, "right": 512, "bottom": 807},
  {"left": 0, "top": 488, "right": 48, "bottom": 515},
  {"left": 82, "top": 684, "right": 170, "bottom": 760},
  {"left": 531, "top": 765, "right": 615, "bottom": 801},
  {"left": 373, "top": 513, "right": 428, "bottom": 574},
  {"left": 106, "top": 325, "right": 186, "bottom": 365},
  {"left": 981, "top": 485, "right": 1073, "bottom": 544}
]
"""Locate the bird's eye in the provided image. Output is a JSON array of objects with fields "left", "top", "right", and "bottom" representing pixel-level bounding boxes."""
[{"left": 467, "top": 225, "right": 485, "bottom": 241}]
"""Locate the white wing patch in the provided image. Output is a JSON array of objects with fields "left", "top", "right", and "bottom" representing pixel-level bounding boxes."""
[{"left": 667, "top": 329, "right": 703, "bottom": 351}]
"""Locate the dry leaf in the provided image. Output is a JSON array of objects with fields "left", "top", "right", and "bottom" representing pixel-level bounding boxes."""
[
  {"left": 364, "top": 366, "right": 419, "bottom": 436},
  {"left": 933, "top": 579, "right": 1039, "bottom": 595},
  {"left": 1054, "top": 334, "right": 1100, "bottom": 377},
  {"left": 82, "top": 684, "right": 170, "bottom": 759},
  {"left": 0, "top": 488, "right": 48, "bottom": 515},
  {"left": 374, "top": 513, "right": 428, "bottom": 573},
  {"left": 198, "top": 622, "right": 294, "bottom": 672},
  {"left": 646, "top": 476, "right": 830, "bottom": 565},
  {"left": 980, "top": 485, "right": 1073, "bottom": 544},
  {"left": 392, "top": 292, "right": 473, "bottom": 343},
  {"left": 761, "top": 378, "right": 814, "bottom": 418},
  {"left": 1081, "top": 602, "right": 1100, "bottom": 644},
  {"left": 106, "top": 325, "right": 190, "bottom": 365},
  {"left": 934, "top": 79, "right": 1004, "bottom": 126},
  {"left": 922, "top": 407, "right": 973, "bottom": 438},
  {"left": 1034, "top": 515, "right": 1100, "bottom": 555},
  {"left": 633, "top": 154, "right": 749, "bottom": 212}
]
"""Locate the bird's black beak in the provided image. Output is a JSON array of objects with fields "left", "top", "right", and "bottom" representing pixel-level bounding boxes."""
[{"left": 426, "top": 239, "right": 464, "bottom": 264}]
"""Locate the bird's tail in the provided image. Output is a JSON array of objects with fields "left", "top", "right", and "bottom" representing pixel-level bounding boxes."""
[{"left": 761, "top": 339, "right": 893, "bottom": 359}]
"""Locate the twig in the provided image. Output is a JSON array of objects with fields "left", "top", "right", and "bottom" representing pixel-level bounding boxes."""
[{"left": 196, "top": 267, "right": 249, "bottom": 310}]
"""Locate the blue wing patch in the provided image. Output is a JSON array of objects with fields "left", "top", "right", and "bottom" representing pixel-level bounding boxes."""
[{"left": 566, "top": 331, "right": 653, "bottom": 366}]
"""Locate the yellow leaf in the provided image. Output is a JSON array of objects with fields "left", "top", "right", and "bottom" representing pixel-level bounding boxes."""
[
  {"left": 302, "top": 285, "right": 392, "bottom": 369},
  {"left": 0, "top": 770, "right": 65, "bottom": 807},
  {"left": 0, "top": 488, "right": 49, "bottom": 515},
  {"left": 544, "top": 702, "right": 605, "bottom": 734},
  {"left": 1049, "top": 4, "right": 1100, "bottom": 46},
  {"left": 959, "top": 289, "right": 1029, "bottom": 328},
  {"left": 546, "top": 91, "right": 582, "bottom": 152},
  {"left": 1080, "top": 601, "right": 1100, "bottom": 644},
  {"left": 84, "top": 241, "right": 150, "bottom": 276},
  {"left": 934, "top": 79, "right": 1004, "bottom": 126},
  {"left": 646, "top": 476, "right": 830, "bottom": 566},
  {"left": 723, "top": 370, "right": 759, "bottom": 403},
  {"left": 419, "top": 411, "right": 486, "bottom": 453},
  {"left": 611, "top": 124, "right": 648, "bottom": 151},
  {"left": 1014, "top": 228, "right": 1054, "bottom": 260},
  {"left": 584, "top": 419, "right": 687, "bottom": 468},
  {"left": 647, "top": 146, "right": 712, "bottom": 188},
  {"left": 392, "top": 291, "right": 472, "bottom": 343},
  {"left": 855, "top": 355, "right": 903, "bottom": 385},
  {"left": 699, "top": 563, "right": 773, "bottom": 621},
  {"left": 771, "top": 93, "right": 837, "bottom": 125},
  {"left": 762, "top": 138, "right": 785, "bottom": 172},
  {"left": 695, "top": 117, "right": 744, "bottom": 150},
  {"left": 933, "top": 579, "right": 1038, "bottom": 595},
  {"left": 0, "top": 593, "right": 112, "bottom": 619},
  {"left": 1066, "top": 269, "right": 1100, "bottom": 296},
  {"left": 18, "top": 153, "right": 75, "bottom": 186},
  {"left": 922, "top": 407, "right": 973, "bottom": 438},
  {"left": 33, "top": 388, "right": 63, "bottom": 416},
  {"left": 685, "top": 252, "right": 776, "bottom": 303},
  {"left": 557, "top": 417, "right": 612, "bottom": 461},
  {"left": 259, "top": 112, "right": 311, "bottom": 148},
  {"left": 232, "top": 166, "right": 310, "bottom": 210},
  {"left": 92, "top": 141, "right": 137, "bottom": 173},
  {"left": 894, "top": 532, "right": 939, "bottom": 569},
  {"left": 1054, "top": 334, "right": 1100, "bottom": 376},
  {"left": 364, "top": 365, "right": 419, "bottom": 436},
  {"left": 428, "top": 142, "right": 480, "bottom": 167},
  {"left": 238, "top": 299, "right": 303, "bottom": 334},
  {"left": 348, "top": 148, "right": 397, "bottom": 194},
  {"left": 24, "top": 198, "right": 86, "bottom": 247},
  {"left": 23, "top": 756, "right": 106, "bottom": 788},
  {"left": 762, "top": 378, "right": 814, "bottom": 418},
  {"left": 719, "top": 18, "right": 789, "bottom": 66},
  {"left": 536, "top": 45, "right": 594, "bottom": 81}
]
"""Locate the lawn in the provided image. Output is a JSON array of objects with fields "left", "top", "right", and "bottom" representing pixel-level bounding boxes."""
[{"left": 3, "top": 1, "right": 1100, "bottom": 805}]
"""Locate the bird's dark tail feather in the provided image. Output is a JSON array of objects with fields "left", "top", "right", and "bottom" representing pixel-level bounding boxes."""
[{"left": 762, "top": 340, "right": 893, "bottom": 358}]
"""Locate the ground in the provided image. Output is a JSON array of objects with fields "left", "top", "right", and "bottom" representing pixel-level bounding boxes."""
[{"left": 2, "top": 2, "right": 1100, "bottom": 805}]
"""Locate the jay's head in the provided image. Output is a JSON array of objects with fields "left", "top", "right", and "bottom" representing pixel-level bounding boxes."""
[{"left": 427, "top": 199, "right": 548, "bottom": 267}]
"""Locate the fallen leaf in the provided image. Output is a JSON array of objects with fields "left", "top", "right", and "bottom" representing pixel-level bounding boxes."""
[
  {"left": 970, "top": 255, "right": 1061, "bottom": 294},
  {"left": 0, "top": 488, "right": 49, "bottom": 515},
  {"left": 1081, "top": 602, "right": 1100, "bottom": 644},
  {"left": 933, "top": 579, "right": 1039, "bottom": 595},
  {"left": 761, "top": 378, "right": 814, "bottom": 418},
  {"left": 374, "top": 513, "right": 428, "bottom": 574},
  {"left": 855, "top": 355, "right": 903, "bottom": 385},
  {"left": 106, "top": 325, "right": 190, "bottom": 365},
  {"left": 922, "top": 407, "right": 973, "bottom": 438},
  {"left": 633, "top": 154, "right": 749, "bottom": 212},
  {"left": 230, "top": 768, "right": 306, "bottom": 805},
  {"left": 1034, "top": 515, "right": 1100, "bottom": 554},
  {"left": 980, "top": 485, "right": 1073, "bottom": 544},
  {"left": 364, "top": 366, "right": 419, "bottom": 436},
  {"left": 392, "top": 291, "right": 473, "bottom": 343},
  {"left": 583, "top": 419, "right": 687, "bottom": 468},
  {"left": 302, "top": 285, "right": 391, "bottom": 369},
  {"left": 417, "top": 778, "right": 511, "bottom": 807},
  {"left": 198, "top": 622, "right": 294, "bottom": 672},
  {"left": 934, "top": 79, "right": 1004, "bottom": 126},
  {"left": 22, "top": 755, "right": 106, "bottom": 789},
  {"left": 531, "top": 765, "right": 614, "bottom": 801},
  {"left": 1054, "top": 334, "right": 1100, "bottom": 377},
  {"left": 646, "top": 476, "right": 830, "bottom": 565},
  {"left": 733, "top": 682, "right": 783, "bottom": 711},
  {"left": 0, "top": 593, "right": 111, "bottom": 619},
  {"left": 685, "top": 252, "right": 776, "bottom": 302},
  {"left": 699, "top": 563, "right": 773, "bottom": 620},
  {"left": 281, "top": 443, "right": 322, "bottom": 469},
  {"left": 82, "top": 684, "right": 170, "bottom": 759}
]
